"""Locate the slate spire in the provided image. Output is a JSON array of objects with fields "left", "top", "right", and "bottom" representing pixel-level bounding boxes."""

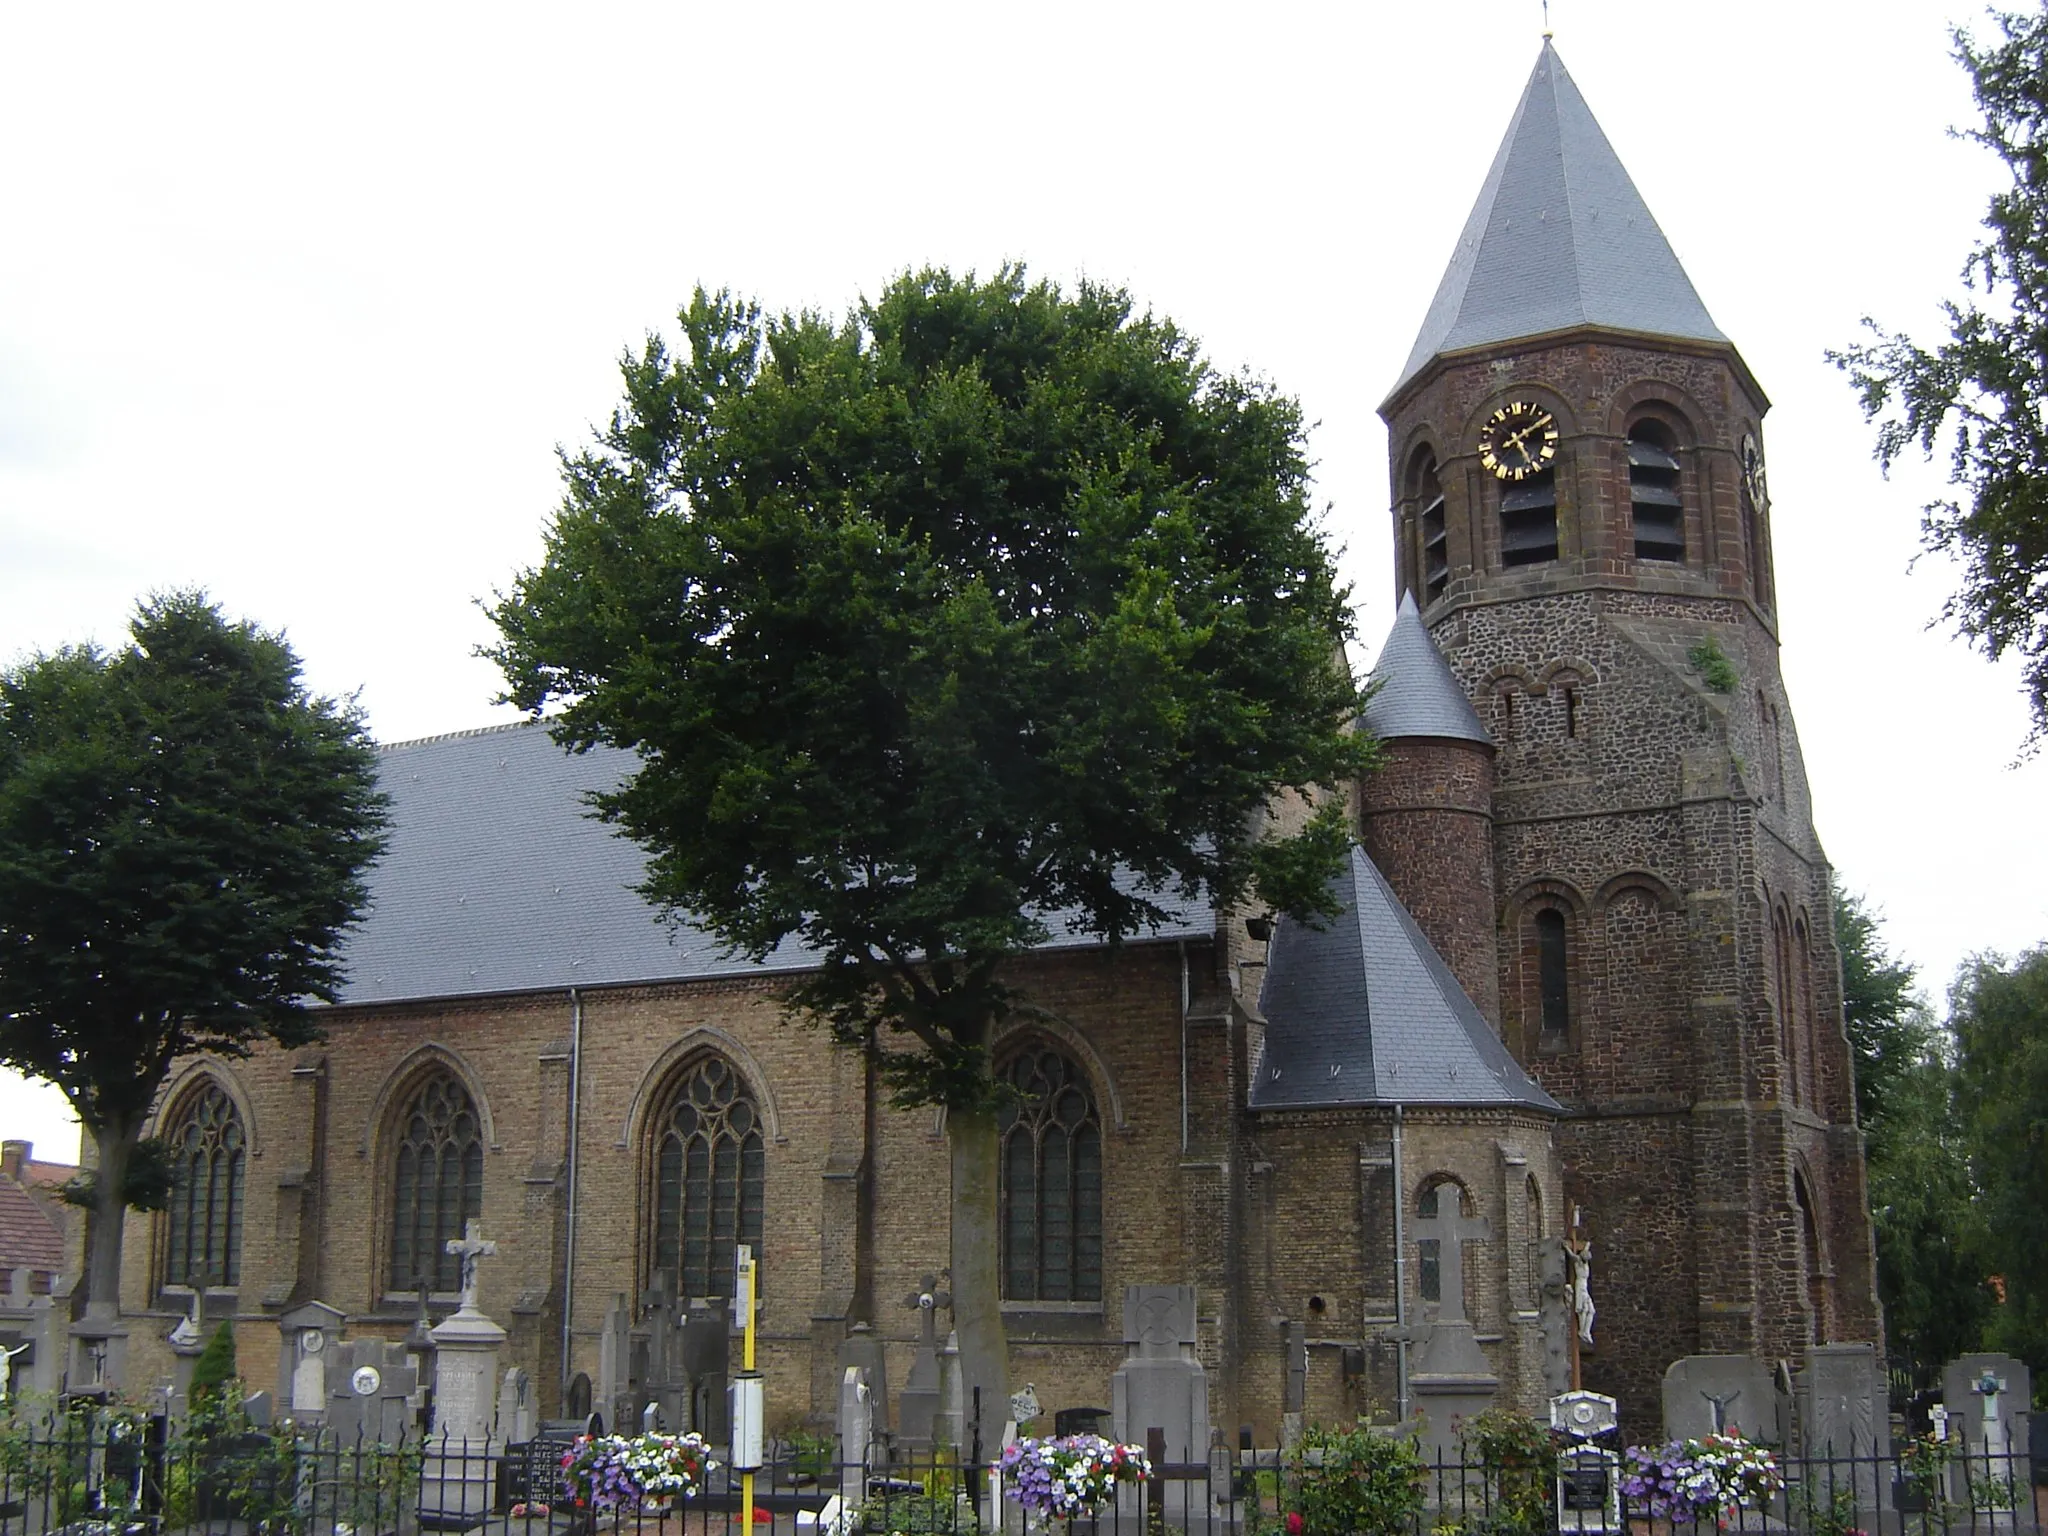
[
  {"left": 1388, "top": 39, "right": 1727, "bottom": 402},
  {"left": 1360, "top": 592, "right": 1491, "bottom": 745}
]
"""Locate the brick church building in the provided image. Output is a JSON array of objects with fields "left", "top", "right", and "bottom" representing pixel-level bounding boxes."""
[{"left": 109, "top": 41, "right": 1877, "bottom": 1440}]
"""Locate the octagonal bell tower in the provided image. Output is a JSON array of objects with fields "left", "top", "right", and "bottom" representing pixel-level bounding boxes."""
[{"left": 1376, "top": 39, "right": 1878, "bottom": 1434}]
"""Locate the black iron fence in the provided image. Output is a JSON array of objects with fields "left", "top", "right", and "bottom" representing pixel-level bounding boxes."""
[{"left": 0, "top": 1415, "right": 2037, "bottom": 1536}]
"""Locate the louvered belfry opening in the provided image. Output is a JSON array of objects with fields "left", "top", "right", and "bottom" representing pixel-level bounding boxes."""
[
  {"left": 1628, "top": 421, "right": 1685, "bottom": 561},
  {"left": 1499, "top": 467, "right": 1558, "bottom": 566},
  {"left": 1416, "top": 454, "right": 1450, "bottom": 602}
]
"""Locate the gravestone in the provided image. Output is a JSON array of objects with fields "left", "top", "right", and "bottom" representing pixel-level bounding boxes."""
[
  {"left": 165, "top": 1293, "right": 207, "bottom": 1420},
  {"left": 638, "top": 1272, "right": 685, "bottom": 1430},
  {"left": 936, "top": 1328, "right": 964, "bottom": 1451},
  {"left": 0, "top": 1268, "right": 62, "bottom": 1403},
  {"left": 837, "top": 1321, "right": 890, "bottom": 1431},
  {"left": 498, "top": 1366, "right": 536, "bottom": 1443},
  {"left": 597, "top": 1294, "right": 633, "bottom": 1434},
  {"left": 278, "top": 1299, "right": 346, "bottom": 1425},
  {"left": 425, "top": 1221, "right": 506, "bottom": 1524},
  {"left": 1111, "top": 1286, "right": 1209, "bottom": 1519},
  {"left": 837, "top": 1365, "right": 875, "bottom": 1509},
  {"left": 897, "top": 1273, "right": 950, "bottom": 1450},
  {"left": 1282, "top": 1320, "right": 1306, "bottom": 1448},
  {"left": 680, "top": 1298, "right": 730, "bottom": 1440},
  {"left": 1941, "top": 1354, "right": 2034, "bottom": 1504},
  {"left": 1551, "top": 1392, "right": 1620, "bottom": 1534},
  {"left": 1663, "top": 1356, "right": 1784, "bottom": 1445},
  {"left": 1797, "top": 1343, "right": 1888, "bottom": 1519},
  {"left": 1407, "top": 1193, "right": 1497, "bottom": 1465},
  {"left": 326, "top": 1338, "right": 417, "bottom": 1444}
]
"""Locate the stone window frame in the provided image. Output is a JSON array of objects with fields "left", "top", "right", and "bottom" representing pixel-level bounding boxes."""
[
  {"left": 1406, "top": 442, "right": 1451, "bottom": 607},
  {"left": 1483, "top": 664, "right": 1538, "bottom": 744},
  {"left": 1738, "top": 417, "right": 1775, "bottom": 611},
  {"left": 1623, "top": 413, "right": 1688, "bottom": 564},
  {"left": 1791, "top": 1165, "right": 1832, "bottom": 1343},
  {"left": 373, "top": 1057, "right": 491, "bottom": 1303},
  {"left": 1506, "top": 878, "right": 1589, "bottom": 1059},
  {"left": 1605, "top": 383, "right": 1708, "bottom": 573},
  {"left": 1536, "top": 657, "right": 1599, "bottom": 745},
  {"left": 995, "top": 1038, "right": 1107, "bottom": 1306},
  {"left": 154, "top": 1071, "right": 249, "bottom": 1296},
  {"left": 1769, "top": 896, "right": 1806, "bottom": 1109},
  {"left": 643, "top": 1051, "right": 768, "bottom": 1304}
]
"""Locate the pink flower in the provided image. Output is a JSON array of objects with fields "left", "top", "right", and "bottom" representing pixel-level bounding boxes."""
[{"left": 1287, "top": 1513, "right": 1304, "bottom": 1534}]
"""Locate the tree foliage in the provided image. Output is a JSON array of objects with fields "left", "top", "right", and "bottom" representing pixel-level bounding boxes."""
[
  {"left": 0, "top": 593, "right": 387, "bottom": 1307},
  {"left": 1950, "top": 946, "right": 2048, "bottom": 1369},
  {"left": 1834, "top": 881, "right": 1993, "bottom": 1372},
  {"left": 1832, "top": 6, "right": 2048, "bottom": 745},
  {"left": 490, "top": 266, "right": 1372, "bottom": 1417}
]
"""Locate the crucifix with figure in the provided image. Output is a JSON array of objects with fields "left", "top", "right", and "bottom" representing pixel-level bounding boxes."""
[{"left": 445, "top": 1219, "right": 497, "bottom": 1313}]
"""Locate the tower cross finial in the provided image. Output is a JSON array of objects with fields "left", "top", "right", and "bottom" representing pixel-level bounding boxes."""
[{"left": 1542, "top": 0, "right": 1553, "bottom": 39}]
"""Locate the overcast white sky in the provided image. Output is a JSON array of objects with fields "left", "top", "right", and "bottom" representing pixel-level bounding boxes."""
[{"left": 4, "top": 1, "right": 2041, "bottom": 1164}]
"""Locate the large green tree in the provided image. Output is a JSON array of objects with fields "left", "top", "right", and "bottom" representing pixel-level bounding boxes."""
[
  {"left": 1950, "top": 947, "right": 2048, "bottom": 1370},
  {"left": 1832, "top": 5, "right": 2048, "bottom": 745},
  {"left": 490, "top": 268, "right": 1372, "bottom": 1430},
  {"left": 0, "top": 594, "right": 387, "bottom": 1315},
  {"left": 1834, "top": 881, "right": 1991, "bottom": 1372}
]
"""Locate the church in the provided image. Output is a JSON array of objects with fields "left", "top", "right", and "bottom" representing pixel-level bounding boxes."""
[{"left": 106, "top": 40, "right": 1878, "bottom": 1443}]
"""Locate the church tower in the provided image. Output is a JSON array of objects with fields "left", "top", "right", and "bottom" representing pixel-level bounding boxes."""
[{"left": 1377, "top": 41, "right": 1879, "bottom": 1428}]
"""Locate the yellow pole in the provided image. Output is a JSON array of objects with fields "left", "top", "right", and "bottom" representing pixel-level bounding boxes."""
[{"left": 741, "top": 1249, "right": 757, "bottom": 1535}]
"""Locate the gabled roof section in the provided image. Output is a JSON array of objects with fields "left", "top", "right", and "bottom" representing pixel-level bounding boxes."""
[
  {"left": 0, "top": 1176, "right": 65, "bottom": 1278},
  {"left": 1251, "top": 847, "right": 1557, "bottom": 1112},
  {"left": 1387, "top": 40, "right": 1726, "bottom": 404},
  {"left": 330, "top": 721, "right": 1213, "bottom": 1007},
  {"left": 1360, "top": 592, "right": 1491, "bottom": 745}
]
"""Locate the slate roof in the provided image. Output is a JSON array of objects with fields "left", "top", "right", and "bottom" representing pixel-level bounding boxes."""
[
  {"left": 0, "top": 1177, "right": 65, "bottom": 1278},
  {"left": 1387, "top": 39, "right": 1727, "bottom": 403},
  {"left": 1360, "top": 592, "right": 1491, "bottom": 745},
  {"left": 1250, "top": 847, "right": 1557, "bottom": 1112},
  {"left": 331, "top": 721, "right": 1213, "bottom": 1008}
]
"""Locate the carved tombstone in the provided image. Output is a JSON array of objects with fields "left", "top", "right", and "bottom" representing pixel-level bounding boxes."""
[
  {"left": 1111, "top": 1287, "right": 1209, "bottom": 1518},
  {"left": 1663, "top": 1356, "right": 1784, "bottom": 1445},
  {"left": 277, "top": 1300, "right": 347, "bottom": 1425},
  {"left": 1797, "top": 1344, "right": 1888, "bottom": 1518}
]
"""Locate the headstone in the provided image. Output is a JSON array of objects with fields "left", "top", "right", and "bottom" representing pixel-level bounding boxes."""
[
  {"left": 1663, "top": 1355, "right": 1784, "bottom": 1445},
  {"left": 1407, "top": 1192, "right": 1498, "bottom": 1464},
  {"left": 165, "top": 1293, "right": 207, "bottom": 1420},
  {"left": 242, "top": 1389, "right": 274, "bottom": 1429},
  {"left": 325, "top": 1338, "right": 417, "bottom": 1444},
  {"left": 277, "top": 1299, "right": 346, "bottom": 1425},
  {"left": 639, "top": 1271, "right": 684, "bottom": 1429},
  {"left": 936, "top": 1328, "right": 965, "bottom": 1451},
  {"left": 1111, "top": 1286, "right": 1210, "bottom": 1518},
  {"left": 597, "top": 1293, "right": 633, "bottom": 1433},
  {"left": 422, "top": 1224, "right": 507, "bottom": 1525},
  {"left": 1941, "top": 1354, "right": 2034, "bottom": 1510},
  {"left": 680, "top": 1297, "right": 730, "bottom": 1440},
  {"left": 1797, "top": 1343, "right": 1888, "bottom": 1518},
  {"left": 897, "top": 1273, "right": 951, "bottom": 1450},
  {"left": 837, "top": 1366, "right": 875, "bottom": 1509},
  {"left": 498, "top": 1366, "right": 536, "bottom": 1444},
  {"left": 1549, "top": 1392, "right": 1620, "bottom": 1534},
  {"left": 837, "top": 1321, "right": 890, "bottom": 1430}
]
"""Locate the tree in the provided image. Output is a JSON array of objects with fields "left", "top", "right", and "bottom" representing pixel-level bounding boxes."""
[
  {"left": 489, "top": 268, "right": 1372, "bottom": 1428},
  {"left": 190, "top": 1321, "right": 238, "bottom": 1412},
  {"left": 1833, "top": 879, "right": 1993, "bottom": 1373},
  {"left": 1831, "top": 6, "right": 2048, "bottom": 745},
  {"left": 0, "top": 593, "right": 387, "bottom": 1316},
  {"left": 1950, "top": 947, "right": 2048, "bottom": 1370}
]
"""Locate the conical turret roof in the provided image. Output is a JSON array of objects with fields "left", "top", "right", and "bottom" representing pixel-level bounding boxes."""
[
  {"left": 1360, "top": 592, "right": 1491, "bottom": 744},
  {"left": 1251, "top": 847, "right": 1558, "bottom": 1112},
  {"left": 1387, "top": 39, "right": 1726, "bottom": 403}
]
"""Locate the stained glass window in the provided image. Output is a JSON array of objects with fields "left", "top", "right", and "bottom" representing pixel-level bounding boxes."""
[
  {"left": 390, "top": 1072, "right": 484, "bottom": 1293},
  {"left": 999, "top": 1045, "right": 1103, "bottom": 1302},
  {"left": 651, "top": 1057, "right": 765, "bottom": 1299},
  {"left": 163, "top": 1084, "right": 244, "bottom": 1289}
]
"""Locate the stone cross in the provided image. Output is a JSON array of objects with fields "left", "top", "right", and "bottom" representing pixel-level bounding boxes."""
[
  {"left": 1412, "top": 1198, "right": 1490, "bottom": 1324},
  {"left": 445, "top": 1219, "right": 497, "bottom": 1313}
]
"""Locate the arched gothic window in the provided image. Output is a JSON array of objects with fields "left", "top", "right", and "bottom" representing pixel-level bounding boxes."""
[
  {"left": 1772, "top": 905, "right": 1803, "bottom": 1107},
  {"left": 999, "top": 1044, "right": 1103, "bottom": 1302},
  {"left": 1627, "top": 419, "right": 1685, "bottom": 561},
  {"left": 650, "top": 1057, "right": 765, "bottom": 1300},
  {"left": 390, "top": 1072, "right": 484, "bottom": 1293},
  {"left": 1794, "top": 1175, "right": 1829, "bottom": 1343},
  {"left": 163, "top": 1083, "right": 244, "bottom": 1289}
]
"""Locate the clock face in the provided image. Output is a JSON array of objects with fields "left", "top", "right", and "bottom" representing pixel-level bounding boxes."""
[
  {"left": 1740, "top": 432, "right": 1769, "bottom": 513},
  {"left": 1480, "top": 401, "right": 1559, "bottom": 481}
]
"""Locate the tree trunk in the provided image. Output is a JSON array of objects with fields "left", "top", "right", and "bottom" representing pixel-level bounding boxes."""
[
  {"left": 85, "top": 1116, "right": 141, "bottom": 1319},
  {"left": 949, "top": 1101, "right": 1009, "bottom": 1455}
]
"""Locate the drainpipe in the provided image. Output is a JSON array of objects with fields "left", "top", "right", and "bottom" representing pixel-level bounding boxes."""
[
  {"left": 560, "top": 987, "right": 583, "bottom": 1400},
  {"left": 1391, "top": 1104, "right": 1411, "bottom": 1422},
  {"left": 1179, "top": 941, "right": 1191, "bottom": 1154}
]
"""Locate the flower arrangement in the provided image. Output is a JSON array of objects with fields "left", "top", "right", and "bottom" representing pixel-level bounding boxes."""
[
  {"left": 561, "top": 1431, "right": 718, "bottom": 1512},
  {"left": 1000, "top": 1433, "right": 1151, "bottom": 1522},
  {"left": 1621, "top": 1432, "right": 1783, "bottom": 1522}
]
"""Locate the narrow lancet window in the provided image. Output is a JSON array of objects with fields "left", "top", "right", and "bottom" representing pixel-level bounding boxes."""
[{"left": 1536, "top": 908, "right": 1570, "bottom": 1045}]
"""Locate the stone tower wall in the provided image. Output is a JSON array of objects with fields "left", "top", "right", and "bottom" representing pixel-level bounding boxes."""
[{"left": 1357, "top": 736, "right": 1501, "bottom": 1022}]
